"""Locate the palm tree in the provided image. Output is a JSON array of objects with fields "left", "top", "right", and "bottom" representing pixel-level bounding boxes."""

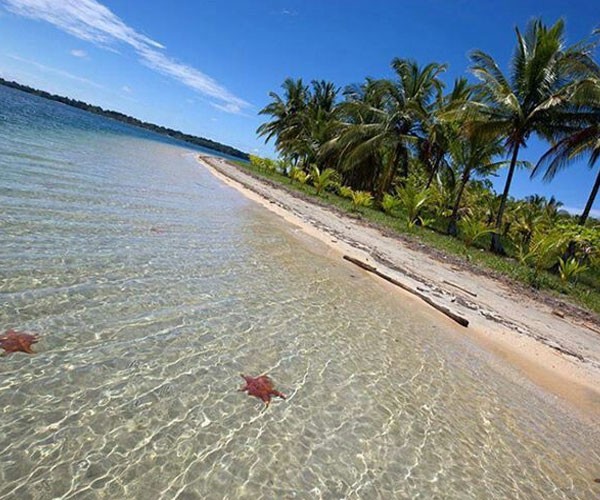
[
  {"left": 463, "top": 18, "right": 597, "bottom": 253},
  {"left": 447, "top": 133, "right": 507, "bottom": 235},
  {"left": 322, "top": 78, "right": 388, "bottom": 192},
  {"left": 421, "top": 78, "right": 473, "bottom": 188},
  {"left": 531, "top": 76, "right": 600, "bottom": 226},
  {"left": 258, "top": 79, "right": 340, "bottom": 169},
  {"left": 330, "top": 58, "right": 447, "bottom": 200},
  {"left": 257, "top": 78, "right": 309, "bottom": 162}
]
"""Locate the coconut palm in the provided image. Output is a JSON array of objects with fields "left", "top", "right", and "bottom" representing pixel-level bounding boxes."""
[
  {"left": 531, "top": 76, "right": 600, "bottom": 225},
  {"left": 296, "top": 80, "right": 341, "bottom": 167},
  {"left": 421, "top": 78, "right": 473, "bottom": 188},
  {"left": 447, "top": 133, "right": 508, "bottom": 235},
  {"left": 257, "top": 79, "right": 340, "bottom": 166},
  {"left": 323, "top": 78, "right": 388, "bottom": 192},
  {"left": 330, "top": 58, "right": 447, "bottom": 200},
  {"left": 257, "top": 78, "right": 309, "bottom": 162},
  {"left": 463, "top": 18, "right": 598, "bottom": 253}
]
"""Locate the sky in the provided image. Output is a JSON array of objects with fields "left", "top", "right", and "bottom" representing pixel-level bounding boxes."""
[{"left": 0, "top": 0, "right": 598, "bottom": 216}]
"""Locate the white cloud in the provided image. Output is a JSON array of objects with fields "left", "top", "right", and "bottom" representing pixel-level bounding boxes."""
[
  {"left": 6, "top": 53, "right": 105, "bottom": 89},
  {"left": 210, "top": 101, "right": 247, "bottom": 114},
  {"left": 70, "top": 49, "right": 87, "bottom": 58},
  {"left": 121, "top": 85, "right": 131, "bottom": 93},
  {"left": 1, "top": 0, "right": 250, "bottom": 113}
]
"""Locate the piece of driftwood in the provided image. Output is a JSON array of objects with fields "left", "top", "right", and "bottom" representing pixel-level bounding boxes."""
[
  {"left": 442, "top": 279, "right": 478, "bottom": 297},
  {"left": 343, "top": 255, "right": 469, "bottom": 328}
]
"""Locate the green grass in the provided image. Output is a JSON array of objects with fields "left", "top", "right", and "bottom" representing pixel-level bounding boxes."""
[{"left": 230, "top": 160, "right": 600, "bottom": 316}]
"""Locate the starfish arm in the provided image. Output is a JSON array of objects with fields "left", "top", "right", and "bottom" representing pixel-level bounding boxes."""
[{"left": 272, "top": 391, "right": 286, "bottom": 400}]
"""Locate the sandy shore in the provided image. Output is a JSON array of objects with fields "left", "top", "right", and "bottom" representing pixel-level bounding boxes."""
[{"left": 198, "top": 155, "right": 600, "bottom": 420}]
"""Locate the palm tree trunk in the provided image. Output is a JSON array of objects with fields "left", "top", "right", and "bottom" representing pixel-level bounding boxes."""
[
  {"left": 448, "top": 166, "right": 471, "bottom": 236},
  {"left": 578, "top": 167, "right": 600, "bottom": 225},
  {"left": 491, "top": 143, "right": 521, "bottom": 254},
  {"left": 425, "top": 154, "right": 442, "bottom": 189},
  {"left": 399, "top": 146, "right": 409, "bottom": 182},
  {"left": 378, "top": 145, "right": 403, "bottom": 200}
]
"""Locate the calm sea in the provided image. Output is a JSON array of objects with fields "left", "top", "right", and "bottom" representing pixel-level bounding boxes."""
[{"left": 1, "top": 85, "right": 598, "bottom": 499}]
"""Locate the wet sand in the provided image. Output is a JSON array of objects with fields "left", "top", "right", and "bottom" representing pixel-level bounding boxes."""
[{"left": 198, "top": 155, "right": 600, "bottom": 422}]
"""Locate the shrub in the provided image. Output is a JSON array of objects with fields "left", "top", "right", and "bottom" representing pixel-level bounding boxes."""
[
  {"left": 350, "top": 190, "right": 373, "bottom": 211},
  {"left": 395, "top": 184, "right": 430, "bottom": 228},
  {"left": 381, "top": 193, "right": 402, "bottom": 215},
  {"left": 458, "top": 216, "right": 493, "bottom": 248},
  {"left": 338, "top": 185, "right": 354, "bottom": 199},
  {"left": 558, "top": 257, "right": 588, "bottom": 283},
  {"left": 309, "top": 165, "right": 337, "bottom": 196}
]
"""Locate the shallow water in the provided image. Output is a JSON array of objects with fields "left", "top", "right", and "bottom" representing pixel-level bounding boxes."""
[{"left": 1, "top": 85, "right": 599, "bottom": 499}]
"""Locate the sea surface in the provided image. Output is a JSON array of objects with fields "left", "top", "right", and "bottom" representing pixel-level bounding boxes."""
[{"left": 1, "top": 85, "right": 599, "bottom": 499}]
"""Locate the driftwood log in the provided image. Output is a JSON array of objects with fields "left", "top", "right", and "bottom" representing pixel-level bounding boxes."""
[{"left": 343, "top": 255, "right": 469, "bottom": 328}]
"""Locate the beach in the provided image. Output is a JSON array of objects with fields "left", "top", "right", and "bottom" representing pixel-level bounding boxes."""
[
  {"left": 4, "top": 73, "right": 600, "bottom": 500},
  {"left": 199, "top": 155, "right": 600, "bottom": 421}
]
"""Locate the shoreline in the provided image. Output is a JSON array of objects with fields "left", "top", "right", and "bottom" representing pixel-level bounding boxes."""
[{"left": 197, "top": 155, "right": 600, "bottom": 421}]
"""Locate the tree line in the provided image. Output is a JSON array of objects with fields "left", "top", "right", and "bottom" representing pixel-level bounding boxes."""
[
  {"left": 0, "top": 77, "right": 249, "bottom": 161},
  {"left": 255, "top": 19, "right": 600, "bottom": 288}
]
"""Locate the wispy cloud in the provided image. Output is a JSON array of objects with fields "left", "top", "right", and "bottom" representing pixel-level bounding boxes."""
[
  {"left": 6, "top": 53, "right": 105, "bottom": 89},
  {"left": 1, "top": 0, "right": 250, "bottom": 113},
  {"left": 121, "top": 85, "right": 131, "bottom": 93},
  {"left": 70, "top": 49, "right": 87, "bottom": 58}
]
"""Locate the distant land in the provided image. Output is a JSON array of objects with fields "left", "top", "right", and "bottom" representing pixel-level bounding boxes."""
[{"left": 0, "top": 78, "right": 249, "bottom": 161}]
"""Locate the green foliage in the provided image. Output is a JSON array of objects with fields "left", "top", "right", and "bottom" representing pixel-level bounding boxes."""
[
  {"left": 252, "top": 21, "right": 600, "bottom": 311},
  {"left": 338, "top": 185, "right": 354, "bottom": 199},
  {"left": 458, "top": 216, "right": 493, "bottom": 248},
  {"left": 557, "top": 222, "right": 600, "bottom": 264},
  {"left": 381, "top": 193, "right": 402, "bottom": 215},
  {"left": 249, "top": 155, "right": 277, "bottom": 172},
  {"left": 290, "top": 167, "right": 310, "bottom": 185},
  {"left": 350, "top": 190, "right": 373, "bottom": 211},
  {"left": 558, "top": 257, "right": 588, "bottom": 283},
  {"left": 309, "top": 165, "right": 337, "bottom": 196},
  {"left": 276, "top": 158, "right": 291, "bottom": 175},
  {"left": 516, "top": 230, "right": 568, "bottom": 277},
  {"left": 395, "top": 183, "right": 430, "bottom": 228},
  {"left": 429, "top": 183, "right": 455, "bottom": 219}
]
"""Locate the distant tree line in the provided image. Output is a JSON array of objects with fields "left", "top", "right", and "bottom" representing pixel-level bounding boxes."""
[{"left": 0, "top": 77, "right": 249, "bottom": 161}]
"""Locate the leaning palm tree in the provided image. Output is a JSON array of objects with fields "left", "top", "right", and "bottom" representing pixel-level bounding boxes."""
[
  {"left": 463, "top": 18, "right": 598, "bottom": 252},
  {"left": 531, "top": 77, "right": 600, "bottom": 226}
]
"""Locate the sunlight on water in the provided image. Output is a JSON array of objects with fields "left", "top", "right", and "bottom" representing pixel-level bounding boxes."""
[{"left": 1, "top": 86, "right": 599, "bottom": 499}]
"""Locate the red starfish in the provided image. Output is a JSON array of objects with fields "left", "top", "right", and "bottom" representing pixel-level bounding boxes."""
[
  {"left": 239, "top": 374, "right": 286, "bottom": 406},
  {"left": 0, "top": 329, "right": 39, "bottom": 354}
]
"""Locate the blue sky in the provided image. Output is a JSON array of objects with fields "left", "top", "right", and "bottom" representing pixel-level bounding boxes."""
[{"left": 0, "top": 0, "right": 598, "bottom": 216}]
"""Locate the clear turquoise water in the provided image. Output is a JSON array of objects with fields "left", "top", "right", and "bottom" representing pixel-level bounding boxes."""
[{"left": 1, "top": 85, "right": 599, "bottom": 499}]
